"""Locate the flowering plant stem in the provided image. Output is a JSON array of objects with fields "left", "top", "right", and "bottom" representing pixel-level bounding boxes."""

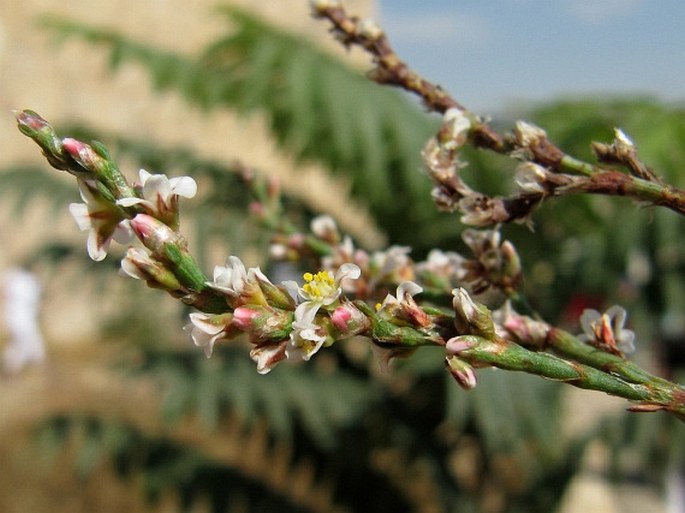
[
  {"left": 456, "top": 335, "right": 685, "bottom": 419},
  {"left": 13, "top": 1, "right": 685, "bottom": 422}
]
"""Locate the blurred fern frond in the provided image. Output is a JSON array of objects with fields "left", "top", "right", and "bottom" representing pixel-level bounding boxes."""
[
  {"left": 35, "top": 414, "right": 351, "bottom": 513},
  {"left": 0, "top": 166, "right": 76, "bottom": 218},
  {"left": 39, "top": 6, "right": 446, "bottom": 248},
  {"left": 135, "top": 347, "right": 379, "bottom": 451}
]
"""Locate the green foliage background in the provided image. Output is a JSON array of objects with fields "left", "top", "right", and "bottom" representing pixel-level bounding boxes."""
[{"left": 4, "top": 5, "right": 685, "bottom": 513}]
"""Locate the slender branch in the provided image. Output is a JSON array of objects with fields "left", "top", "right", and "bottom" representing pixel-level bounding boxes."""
[
  {"left": 312, "top": 2, "right": 685, "bottom": 221},
  {"left": 454, "top": 335, "right": 685, "bottom": 419}
]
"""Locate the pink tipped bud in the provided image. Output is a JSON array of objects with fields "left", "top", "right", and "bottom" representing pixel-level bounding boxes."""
[
  {"left": 61, "top": 137, "right": 87, "bottom": 156},
  {"left": 61, "top": 137, "right": 105, "bottom": 173},
  {"left": 445, "top": 355, "right": 477, "bottom": 390},
  {"left": 331, "top": 305, "right": 352, "bottom": 331},
  {"left": 446, "top": 335, "right": 479, "bottom": 355},
  {"left": 232, "top": 306, "right": 261, "bottom": 331},
  {"left": 452, "top": 287, "right": 495, "bottom": 337},
  {"left": 15, "top": 109, "right": 50, "bottom": 132},
  {"left": 130, "top": 213, "right": 177, "bottom": 252}
]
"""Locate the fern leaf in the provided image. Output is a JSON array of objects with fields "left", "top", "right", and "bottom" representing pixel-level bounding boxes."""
[{"left": 40, "top": 8, "right": 442, "bottom": 247}]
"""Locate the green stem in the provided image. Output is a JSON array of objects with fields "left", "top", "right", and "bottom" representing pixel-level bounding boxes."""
[
  {"left": 546, "top": 328, "right": 678, "bottom": 389},
  {"left": 559, "top": 155, "right": 601, "bottom": 177},
  {"left": 458, "top": 336, "right": 685, "bottom": 414}
]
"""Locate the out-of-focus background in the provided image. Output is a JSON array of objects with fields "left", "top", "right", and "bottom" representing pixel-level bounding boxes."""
[{"left": 1, "top": 1, "right": 685, "bottom": 512}]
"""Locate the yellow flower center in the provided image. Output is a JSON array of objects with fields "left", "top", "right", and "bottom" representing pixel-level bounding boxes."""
[{"left": 302, "top": 271, "right": 336, "bottom": 300}]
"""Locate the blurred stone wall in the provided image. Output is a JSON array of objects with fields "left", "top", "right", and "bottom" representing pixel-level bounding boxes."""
[{"left": 0, "top": 0, "right": 378, "bottom": 343}]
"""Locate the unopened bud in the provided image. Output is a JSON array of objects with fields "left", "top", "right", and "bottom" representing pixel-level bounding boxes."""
[
  {"left": 120, "top": 247, "right": 184, "bottom": 291},
  {"left": 130, "top": 214, "right": 207, "bottom": 292},
  {"left": 232, "top": 306, "right": 261, "bottom": 331},
  {"left": 514, "top": 120, "right": 547, "bottom": 148},
  {"left": 233, "top": 306, "right": 293, "bottom": 345},
  {"left": 500, "top": 241, "right": 522, "bottom": 294},
  {"left": 15, "top": 110, "right": 68, "bottom": 170},
  {"left": 310, "top": 0, "right": 341, "bottom": 14},
  {"left": 311, "top": 215, "right": 340, "bottom": 243},
  {"left": 62, "top": 138, "right": 134, "bottom": 198},
  {"left": 440, "top": 108, "right": 471, "bottom": 149},
  {"left": 614, "top": 128, "right": 634, "bottom": 149},
  {"left": 130, "top": 214, "right": 178, "bottom": 252},
  {"left": 330, "top": 302, "right": 370, "bottom": 336},
  {"left": 359, "top": 18, "right": 384, "bottom": 40},
  {"left": 514, "top": 162, "right": 547, "bottom": 194},
  {"left": 446, "top": 335, "right": 480, "bottom": 354},
  {"left": 62, "top": 138, "right": 112, "bottom": 178},
  {"left": 445, "top": 354, "right": 477, "bottom": 389},
  {"left": 452, "top": 287, "right": 495, "bottom": 337}
]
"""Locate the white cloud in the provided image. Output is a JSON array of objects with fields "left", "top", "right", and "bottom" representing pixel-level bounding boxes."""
[
  {"left": 380, "top": 10, "right": 491, "bottom": 49},
  {"left": 564, "top": 0, "right": 646, "bottom": 24}
]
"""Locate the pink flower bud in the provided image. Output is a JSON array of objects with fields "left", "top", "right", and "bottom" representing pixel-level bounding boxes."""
[
  {"left": 232, "top": 306, "right": 260, "bottom": 331},
  {"left": 445, "top": 335, "right": 479, "bottom": 354},
  {"left": 445, "top": 355, "right": 477, "bottom": 390},
  {"left": 130, "top": 213, "right": 176, "bottom": 252},
  {"left": 331, "top": 305, "right": 352, "bottom": 331},
  {"left": 61, "top": 137, "right": 87, "bottom": 156}
]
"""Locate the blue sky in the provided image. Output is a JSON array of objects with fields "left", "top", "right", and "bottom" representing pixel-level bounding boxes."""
[{"left": 378, "top": 0, "right": 685, "bottom": 114}]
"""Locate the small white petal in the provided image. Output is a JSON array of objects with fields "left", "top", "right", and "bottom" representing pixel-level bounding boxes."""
[
  {"left": 138, "top": 169, "right": 152, "bottom": 183},
  {"left": 112, "top": 220, "right": 134, "bottom": 244},
  {"left": 86, "top": 230, "right": 107, "bottom": 261},
  {"left": 169, "top": 176, "right": 197, "bottom": 198},
  {"left": 397, "top": 281, "right": 423, "bottom": 299},
  {"left": 579, "top": 309, "right": 601, "bottom": 336},
  {"left": 143, "top": 173, "right": 172, "bottom": 201},
  {"left": 336, "top": 262, "right": 361, "bottom": 281},
  {"left": 68, "top": 203, "right": 92, "bottom": 231},
  {"left": 120, "top": 255, "right": 147, "bottom": 280},
  {"left": 311, "top": 215, "right": 338, "bottom": 238},
  {"left": 614, "top": 128, "right": 634, "bottom": 147},
  {"left": 116, "top": 197, "right": 147, "bottom": 207}
]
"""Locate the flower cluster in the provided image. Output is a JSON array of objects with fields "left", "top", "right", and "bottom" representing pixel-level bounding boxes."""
[
  {"left": 117, "top": 168, "right": 197, "bottom": 228},
  {"left": 68, "top": 167, "right": 197, "bottom": 262},
  {"left": 578, "top": 305, "right": 635, "bottom": 356},
  {"left": 283, "top": 263, "right": 362, "bottom": 362},
  {"left": 69, "top": 180, "right": 133, "bottom": 261}
]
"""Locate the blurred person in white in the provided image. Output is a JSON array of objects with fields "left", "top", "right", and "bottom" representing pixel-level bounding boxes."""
[{"left": 2, "top": 267, "right": 45, "bottom": 373}]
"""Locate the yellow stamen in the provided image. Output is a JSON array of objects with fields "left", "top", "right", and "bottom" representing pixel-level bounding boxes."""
[{"left": 301, "top": 270, "right": 335, "bottom": 299}]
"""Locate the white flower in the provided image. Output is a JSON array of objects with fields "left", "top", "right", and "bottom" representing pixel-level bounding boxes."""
[
  {"left": 208, "top": 256, "right": 249, "bottom": 296},
  {"left": 310, "top": 215, "right": 339, "bottom": 241},
  {"left": 69, "top": 179, "right": 133, "bottom": 261},
  {"left": 116, "top": 169, "right": 196, "bottom": 223},
  {"left": 369, "top": 246, "right": 413, "bottom": 286},
  {"left": 185, "top": 312, "right": 231, "bottom": 358},
  {"left": 579, "top": 305, "right": 635, "bottom": 355},
  {"left": 282, "top": 263, "right": 361, "bottom": 361},
  {"left": 120, "top": 247, "right": 155, "bottom": 280},
  {"left": 250, "top": 342, "right": 287, "bottom": 374},
  {"left": 514, "top": 162, "right": 548, "bottom": 194},
  {"left": 514, "top": 120, "right": 547, "bottom": 148},
  {"left": 207, "top": 256, "right": 271, "bottom": 299},
  {"left": 379, "top": 281, "right": 423, "bottom": 310},
  {"left": 286, "top": 302, "right": 329, "bottom": 361},
  {"left": 442, "top": 108, "right": 471, "bottom": 149},
  {"left": 417, "top": 249, "right": 466, "bottom": 281},
  {"left": 283, "top": 263, "right": 361, "bottom": 310}
]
